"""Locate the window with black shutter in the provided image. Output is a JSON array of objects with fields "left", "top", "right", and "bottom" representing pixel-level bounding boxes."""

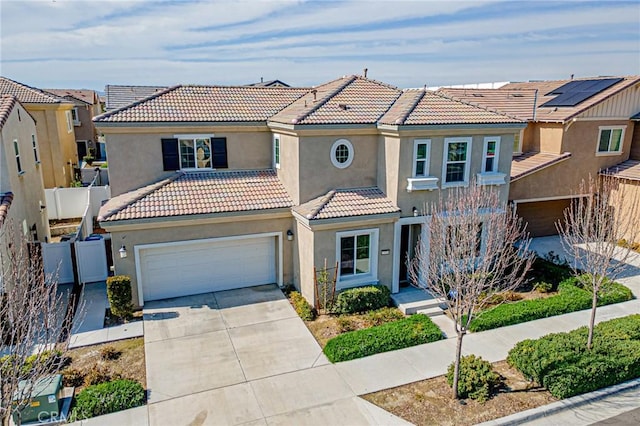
[
  {"left": 163, "top": 136, "right": 228, "bottom": 170},
  {"left": 211, "top": 137, "right": 228, "bottom": 168},
  {"left": 161, "top": 138, "right": 179, "bottom": 171}
]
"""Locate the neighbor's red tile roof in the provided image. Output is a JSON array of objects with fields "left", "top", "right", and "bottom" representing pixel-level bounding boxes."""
[
  {"left": 380, "top": 89, "right": 523, "bottom": 125},
  {"left": 270, "top": 75, "right": 401, "bottom": 125},
  {"left": 511, "top": 151, "right": 572, "bottom": 181},
  {"left": 94, "top": 85, "right": 308, "bottom": 123},
  {"left": 0, "top": 76, "right": 70, "bottom": 104},
  {"left": 500, "top": 76, "right": 640, "bottom": 122},
  {"left": 99, "top": 170, "right": 293, "bottom": 222},
  {"left": 294, "top": 187, "right": 400, "bottom": 220},
  {"left": 0, "top": 192, "right": 14, "bottom": 229},
  {"left": 0, "top": 95, "right": 17, "bottom": 130},
  {"left": 601, "top": 160, "right": 640, "bottom": 181},
  {"left": 45, "top": 89, "right": 98, "bottom": 105}
]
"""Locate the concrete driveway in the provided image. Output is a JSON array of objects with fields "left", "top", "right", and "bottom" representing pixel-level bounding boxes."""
[{"left": 143, "top": 284, "right": 406, "bottom": 425}]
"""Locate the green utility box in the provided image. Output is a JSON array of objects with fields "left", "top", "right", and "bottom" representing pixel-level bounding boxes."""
[{"left": 12, "top": 374, "right": 63, "bottom": 424}]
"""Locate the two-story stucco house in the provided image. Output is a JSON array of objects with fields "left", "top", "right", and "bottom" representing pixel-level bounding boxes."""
[
  {"left": 95, "top": 75, "right": 525, "bottom": 307},
  {"left": 440, "top": 76, "right": 640, "bottom": 236},
  {"left": 0, "top": 77, "right": 78, "bottom": 188},
  {"left": 0, "top": 95, "right": 50, "bottom": 245}
]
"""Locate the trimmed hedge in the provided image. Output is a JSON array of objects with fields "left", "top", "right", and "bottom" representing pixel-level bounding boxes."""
[
  {"left": 446, "top": 355, "right": 503, "bottom": 402},
  {"left": 289, "top": 291, "right": 316, "bottom": 320},
  {"left": 106, "top": 275, "right": 133, "bottom": 320},
  {"left": 323, "top": 314, "right": 443, "bottom": 362},
  {"left": 333, "top": 285, "right": 391, "bottom": 315},
  {"left": 469, "top": 276, "right": 633, "bottom": 332},
  {"left": 507, "top": 314, "right": 640, "bottom": 399},
  {"left": 70, "top": 379, "right": 145, "bottom": 421}
]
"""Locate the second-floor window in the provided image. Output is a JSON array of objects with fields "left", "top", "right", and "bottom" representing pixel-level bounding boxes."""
[
  {"left": 71, "top": 107, "right": 80, "bottom": 126},
  {"left": 513, "top": 130, "right": 523, "bottom": 156},
  {"left": 32, "top": 134, "right": 39, "bottom": 163},
  {"left": 597, "top": 126, "right": 625, "bottom": 155},
  {"left": 273, "top": 134, "right": 281, "bottom": 169},
  {"left": 482, "top": 137, "right": 500, "bottom": 173},
  {"left": 413, "top": 139, "right": 431, "bottom": 177},
  {"left": 443, "top": 137, "right": 472, "bottom": 185},
  {"left": 161, "top": 136, "right": 228, "bottom": 171},
  {"left": 14, "top": 140, "right": 23, "bottom": 174},
  {"left": 65, "top": 110, "right": 73, "bottom": 133}
]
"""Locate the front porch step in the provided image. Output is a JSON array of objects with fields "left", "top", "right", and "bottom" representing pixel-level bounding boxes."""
[
  {"left": 392, "top": 287, "right": 446, "bottom": 315},
  {"left": 416, "top": 306, "right": 445, "bottom": 317}
]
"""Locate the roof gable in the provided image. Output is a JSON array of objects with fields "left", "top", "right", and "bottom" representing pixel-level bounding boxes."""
[
  {"left": 293, "top": 187, "right": 400, "bottom": 220},
  {"left": 0, "top": 76, "right": 70, "bottom": 104}
]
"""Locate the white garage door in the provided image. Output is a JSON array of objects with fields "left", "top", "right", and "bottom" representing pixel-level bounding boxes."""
[{"left": 138, "top": 236, "right": 276, "bottom": 302}]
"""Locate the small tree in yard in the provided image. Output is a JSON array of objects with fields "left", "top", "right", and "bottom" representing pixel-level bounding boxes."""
[
  {"left": 558, "top": 175, "right": 640, "bottom": 350},
  {"left": 409, "top": 183, "right": 534, "bottom": 400},
  {"left": 0, "top": 223, "right": 72, "bottom": 425},
  {"left": 106, "top": 275, "right": 133, "bottom": 320}
]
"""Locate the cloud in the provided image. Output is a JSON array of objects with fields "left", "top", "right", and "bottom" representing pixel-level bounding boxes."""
[{"left": 1, "top": 0, "right": 638, "bottom": 90}]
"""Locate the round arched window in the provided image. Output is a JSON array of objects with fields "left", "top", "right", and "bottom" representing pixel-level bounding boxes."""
[{"left": 330, "top": 139, "right": 354, "bottom": 169}]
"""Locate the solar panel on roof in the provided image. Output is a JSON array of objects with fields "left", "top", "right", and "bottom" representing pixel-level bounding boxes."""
[{"left": 542, "top": 78, "right": 623, "bottom": 107}]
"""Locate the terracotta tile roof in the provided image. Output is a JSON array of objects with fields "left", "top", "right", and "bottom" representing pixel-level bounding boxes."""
[
  {"left": 0, "top": 192, "right": 13, "bottom": 229},
  {"left": 511, "top": 151, "right": 572, "bottom": 181},
  {"left": 0, "top": 76, "right": 70, "bottom": 104},
  {"left": 45, "top": 89, "right": 98, "bottom": 105},
  {"left": 270, "top": 75, "right": 401, "bottom": 125},
  {"left": 105, "top": 85, "right": 168, "bottom": 110},
  {"left": 438, "top": 88, "right": 539, "bottom": 121},
  {"left": 601, "top": 159, "right": 640, "bottom": 181},
  {"left": 0, "top": 95, "right": 17, "bottom": 130},
  {"left": 95, "top": 85, "right": 308, "bottom": 123},
  {"left": 99, "top": 170, "right": 293, "bottom": 222},
  {"left": 293, "top": 187, "right": 400, "bottom": 220},
  {"left": 380, "top": 89, "right": 522, "bottom": 125},
  {"left": 500, "top": 76, "right": 640, "bottom": 122}
]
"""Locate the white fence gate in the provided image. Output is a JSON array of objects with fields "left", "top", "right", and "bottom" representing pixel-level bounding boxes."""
[
  {"left": 41, "top": 239, "right": 108, "bottom": 284},
  {"left": 42, "top": 242, "right": 74, "bottom": 284}
]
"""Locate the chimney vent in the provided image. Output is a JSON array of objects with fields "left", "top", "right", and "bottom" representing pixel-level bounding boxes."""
[
  {"left": 311, "top": 89, "right": 317, "bottom": 102},
  {"left": 338, "top": 103, "right": 348, "bottom": 110},
  {"left": 363, "top": 68, "right": 368, "bottom": 78}
]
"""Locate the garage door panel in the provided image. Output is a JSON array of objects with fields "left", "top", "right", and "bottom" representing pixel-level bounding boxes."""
[{"left": 139, "top": 236, "right": 277, "bottom": 302}]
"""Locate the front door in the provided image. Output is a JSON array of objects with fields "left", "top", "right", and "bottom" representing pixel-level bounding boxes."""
[{"left": 399, "top": 224, "right": 422, "bottom": 286}]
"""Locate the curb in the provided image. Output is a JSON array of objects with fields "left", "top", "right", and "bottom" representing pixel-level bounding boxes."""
[{"left": 475, "top": 377, "right": 640, "bottom": 425}]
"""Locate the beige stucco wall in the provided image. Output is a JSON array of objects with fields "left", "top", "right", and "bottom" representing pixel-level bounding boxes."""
[
  {"left": 73, "top": 103, "right": 99, "bottom": 142},
  {"left": 0, "top": 102, "right": 49, "bottom": 241},
  {"left": 297, "top": 134, "right": 378, "bottom": 203},
  {"left": 27, "top": 104, "right": 76, "bottom": 188},
  {"left": 630, "top": 122, "right": 640, "bottom": 161},
  {"left": 295, "top": 219, "right": 315, "bottom": 302},
  {"left": 510, "top": 120, "right": 633, "bottom": 201},
  {"left": 106, "top": 214, "right": 294, "bottom": 307},
  {"left": 100, "top": 126, "right": 273, "bottom": 196},
  {"left": 387, "top": 130, "right": 514, "bottom": 216},
  {"left": 276, "top": 132, "right": 301, "bottom": 204},
  {"left": 609, "top": 178, "right": 640, "bottom": 243},
  {"left": 296, "top": 218, "right": 396, "bottom": 305},
  {"left": 377, "top": 135, "right": 400, "bottom": 204}
]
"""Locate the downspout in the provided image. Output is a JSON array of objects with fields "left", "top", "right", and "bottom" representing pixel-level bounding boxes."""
[{"left": 532, "top": 89, "right": 538, "bottom": 121}]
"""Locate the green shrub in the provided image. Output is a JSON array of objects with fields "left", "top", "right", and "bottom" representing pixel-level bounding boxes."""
[
  {"left": 1, "top": 350, "right": 68, "bottom": 377},
  {"left": 333, "top": 285, "right": 391, "bottom": 315},
  {"left": 324, "top": 314, "right": 443, "bottom": 362},
  {"left": 106, "top": 275, "right": 133, "bottom": 320},
  {"left": 70, "top": 379, "right": 145, "bottom": 421},
  {"left": 469, "top": 276, "right": 632, "bottom": 332},
  {"left": 507, "top": 315, "right": 640, "bottom": 399},
  {"left": 364, "top": 307, "right": 405, "bottom": 326},
  {"left": 289, "top": 291, "right": 316, "bottom": 320},
  {"left": 534, "top": 281, "right": 553, "bottom": 293},
  {"left": 446, "top": 355, "right": 503, "bottom": 402}
]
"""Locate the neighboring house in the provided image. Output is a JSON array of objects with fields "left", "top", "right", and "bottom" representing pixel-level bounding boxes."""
[
  {"left": 247, "top": 78, "right": 291, "bottom": 88},
  {"left": 0, "top": 77, "right": 77, "bottom": 188},
  {"left": 0, "top": 95, "right": 50, "bottom": 244},
  {"left": 94, "top": 75, "right": 525, "bottom": 307},
  {"left": 440, "top": 76, "right": 640, "bottom": 236},
  {"left": 104, "top": 85, "right": 167, "bottom": 111},
  {"left": 45, "top": 89, "right": 104, "bottom": 161}
]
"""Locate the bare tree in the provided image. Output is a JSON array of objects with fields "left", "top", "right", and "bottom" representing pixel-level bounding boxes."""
[
  {"left": 0, "top": 222, "right": 72, "bottom": 425},
  {"left": 558, "top": 175, "right": 640, "bottom": 350},
  {"left": 409, "top": 183, "right": 534, "bottom": 399}
]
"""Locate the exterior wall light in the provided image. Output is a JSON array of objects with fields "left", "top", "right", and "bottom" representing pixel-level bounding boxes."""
[
  {"left": 287, "top": 230, "right": 294, "bottom": 241},
  {"left": 119, "top": 245, "right": 127, "bottom": 258},
  {"left": 412, "top": 207, "right": 419, "bottom": 217}
]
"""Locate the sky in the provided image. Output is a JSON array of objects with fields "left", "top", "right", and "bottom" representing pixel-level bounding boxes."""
[{"left": 1, "top": 0, "right": 639, "bottom": 91}]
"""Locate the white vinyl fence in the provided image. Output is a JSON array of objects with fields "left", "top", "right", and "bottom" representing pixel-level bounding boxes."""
[{"left": 45, "top": 186, "right": 110, "bottom": 220}]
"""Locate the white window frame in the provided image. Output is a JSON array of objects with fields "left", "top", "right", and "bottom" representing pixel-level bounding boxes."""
[
  {"left": 442, "top": 137, "right": 472, "bottom": 187},
  {"left": 175, "top": 134, "right": 214, "bottom": 170},
  {"left": 330, "top": 139, "right": 354, "bottom": 169},
  {"left": 65, "top": 110, "right": 73, "bottom": 133},
  {"left": 14, "top": 139, "right": 23, "bottom": 175},
  {"left": 273, "top": 134, "right": 281, "bottom": 169},
  {"left": 336, "top": 228, "right": 379, "bottom": 288},
  {"left": 71, "top": 107, "right": 81, "bottom": 126},
  {"left": 596, "top": 126, "right": 625, "bottom": 156},
  {"left": 513, "top": 129, "right": 523, "bottom": 156},
  {"left": 412, "top": 139, "right": 431, "bottom": 177},
  {"left": 32, "top": 134, "right": 40, "bottom": 164},
  {"left": 482, "top": 137, "right": 500, "bottom": 173}
]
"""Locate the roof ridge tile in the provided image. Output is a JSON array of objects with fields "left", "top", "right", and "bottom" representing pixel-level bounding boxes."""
[
  {"left": 291, "top": 76, "right": 358, "bottom": 124},
  {"left": 94, "top": 85, "right": 182, "bottom": 122}
]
